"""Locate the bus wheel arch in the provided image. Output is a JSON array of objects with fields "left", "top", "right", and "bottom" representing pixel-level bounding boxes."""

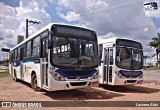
[{"left": 31, "top": 71, "right": 42, "bottom": 91}]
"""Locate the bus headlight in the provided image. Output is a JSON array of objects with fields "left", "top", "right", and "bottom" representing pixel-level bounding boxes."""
[
  {"left": 115, "top": 71, "right": 125, "bottom": 79},
  {"left": 50, "top": 70, "right": 65, "bottom": 81},
  {"left": 138, "top": 73, "right": 143, "bottom": 79},
  {"left": 90, "top": 72, "right": 99, "bottom": 79}
]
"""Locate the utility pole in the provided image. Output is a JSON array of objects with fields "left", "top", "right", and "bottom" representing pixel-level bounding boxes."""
[
  {"left": 0, "top": 37, "right": 4, "bottom": 52},
  {"left": 26, "top": 19, "right": 40, "bottom": 39},
  {"left": 157, "top": 33, "right": 160, "bottom": 67},
  {"left": 26, "top": 19, "right": 28, "bottom": 39}
]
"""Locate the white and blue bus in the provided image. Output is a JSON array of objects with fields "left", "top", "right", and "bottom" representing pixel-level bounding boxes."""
[
  {"left": 98, "top": 37, "right": 143, "bottom": 85},
  {"left": 9, "top": 23, "right": 99, "bottom": 91},
  {"left": 144, "top": 2, "right": 158, "bottom": 10}
]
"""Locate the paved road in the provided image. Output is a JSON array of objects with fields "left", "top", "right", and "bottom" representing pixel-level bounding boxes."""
[{"left": 143, "top": 70, "right": 160, "bottom": 81}]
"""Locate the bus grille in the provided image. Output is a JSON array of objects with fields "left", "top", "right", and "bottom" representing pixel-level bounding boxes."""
[
  {"left": 70, "top": 82, "right": 87, "bottom": 86},
  {"left": 123, "top": 71, "right": 138, "bottom": 75},
  {"left": 119, "top": 70, "right": 142, "bottom": 78},
  {"left": 62, "top": 70, "right": 93, "bottom": 75},
  {"left": 56, "top": 69, "right": 96, "bottom": 79},
  {"left": 126, "top": 80, "right": 137, "bottom": 83}
]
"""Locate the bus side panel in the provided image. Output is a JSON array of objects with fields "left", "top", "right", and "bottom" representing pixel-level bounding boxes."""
[
  {"left": 14, "top": 66, "right": 21, "bottom": 79},
  {"left": 9, "top": 63, "right": 13, "bottom": 76},
  {"left": 99, "top": 64, "right": 104, "bottom": 84},
  {"left": 23, "top": 61, "right": 40, "bottom": 85}
]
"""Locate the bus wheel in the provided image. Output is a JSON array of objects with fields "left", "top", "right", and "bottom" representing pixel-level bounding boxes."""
[
  {"left": 13, "top": 70, "right": 18, "bottom": 82},
  {"left": 31, "top": 74, "right": 42, "bottom": 91}
]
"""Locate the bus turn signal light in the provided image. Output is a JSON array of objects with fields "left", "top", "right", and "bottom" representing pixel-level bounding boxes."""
[{"left": 91, "top": 81, "right": 99, "bottom": 85}]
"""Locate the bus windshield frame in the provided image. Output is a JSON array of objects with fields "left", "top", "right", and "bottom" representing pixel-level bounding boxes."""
[
  {"left": 115, "top": 39, "right": 143, "bottom": 70},
  {"left": 50, "top": 25, "right": 98, "bottom": 69}
]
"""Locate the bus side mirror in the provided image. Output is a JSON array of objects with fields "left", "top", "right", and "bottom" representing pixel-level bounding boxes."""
[
  {"left": 48, "top": 39, "right": 53, "bottom": 49},
  {"left": 2, "top": 48, "right": 10, "bottom": 52}
]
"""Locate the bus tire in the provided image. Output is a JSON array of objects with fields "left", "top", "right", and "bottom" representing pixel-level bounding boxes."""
[
  {"left": 98, "top": 84, "right": 104, "bottom": 87},
  {"left": 13, "top": 70, "right": 18, "bottom": 82},
  {"left": 31, "top": 74, "right": 42, "bottom": 91}
]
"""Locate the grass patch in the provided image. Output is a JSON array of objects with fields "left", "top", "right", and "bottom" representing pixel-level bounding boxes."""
[
  {"left": 0, "top": 70, "right": 10, "bottom": 78},
  {"left": 144, "top": 67, "right": 160, "bottom": 70}
]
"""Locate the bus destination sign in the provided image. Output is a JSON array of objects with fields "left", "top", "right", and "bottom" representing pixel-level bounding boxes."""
[{"left": 56, "top": 26, "right": 92, "bottom": 37}]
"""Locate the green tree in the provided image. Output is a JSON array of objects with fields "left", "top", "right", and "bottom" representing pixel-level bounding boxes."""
[{"left": 148, "top": 33, "right": 160, "bottom": 66}]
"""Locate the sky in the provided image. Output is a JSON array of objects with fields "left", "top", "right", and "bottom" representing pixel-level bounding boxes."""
[{"left": 0, "top": 0, "right": 160, "bottom": 60}]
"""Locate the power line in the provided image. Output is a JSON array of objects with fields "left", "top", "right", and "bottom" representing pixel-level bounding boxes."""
[
  {"left": 16, "top": 2, "right": 156, "bottom": 34},
  {"left": 52, "top": 1, "right": 143, "bottom": 22},
  {"left": 73, "top": 0, "right": 132, "bottom": 14},
  {"left": 122, "top": 25, "right": 157, "bottom": 31},
  {"left": 72, "top": 0, "right": 119, "bottom": 12},
  {"left": 29, "top": 0, "right": 140, "bottom": 24},
  {"left": 16, "top": 1, "right": 143, "bottom": 31},
  {"left": 16, "top": 1, "right": 158, "bottom": 35}
]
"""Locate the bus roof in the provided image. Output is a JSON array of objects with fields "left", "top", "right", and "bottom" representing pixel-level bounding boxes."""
[
  {"left": 98, "top": 37, "right": 137, "bottom": 44},
  {"left": 10, "top": 23, "right": 95, "bottom": 51},
  {"left": 10, "top": 23, "right": 53, "bottom": 51}
]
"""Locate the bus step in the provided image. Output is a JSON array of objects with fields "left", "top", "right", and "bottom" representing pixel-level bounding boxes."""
[{"left": 42, "top": 85, "right": 49, "bottom": 89}]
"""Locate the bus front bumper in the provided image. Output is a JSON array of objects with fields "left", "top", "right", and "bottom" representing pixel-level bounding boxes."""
[
  {"left": 47, "top": 78, "right": 99, "bottom": 91},
  {"left": 113, "top": 76, "right": 143, "bottom": 85}
]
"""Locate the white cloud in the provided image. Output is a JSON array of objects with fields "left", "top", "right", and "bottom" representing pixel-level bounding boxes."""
[
  {"left": 56, "top": 0, "right": 159, "bottom": 56},
  {"left": 0, "top": 0, "right": 159, "bottom": 60},
  {"left": 144, "top": 28, "right": 148, "bottom": 31},
  {"left": 57, "top": 11, "right": 80, "bottom": 22},
  {"left": 98, "top": 32, "right": 117, "bottom": 39},
  {"left": 0, "top": 0, "right": 51, "bottom": 60}
]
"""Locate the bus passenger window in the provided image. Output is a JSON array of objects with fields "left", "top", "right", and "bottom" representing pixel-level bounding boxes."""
[
  {"left": 32, "top": 36, "right": 40, "bottom": 57},
  {"left": 26, "top": 41, "right": 31, "bottom": 58},
  {"left": 99, "top": 44, "right": 103, "bottom": 60},
  {"left": 109, "top": 49, "right": 113, "bottom": 65}
]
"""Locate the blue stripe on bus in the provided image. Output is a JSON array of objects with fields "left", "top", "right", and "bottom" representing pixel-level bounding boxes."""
[
  {"left": 56, "top": 69, "right": 97, "bottom": 79},
  {"left": 12, "top": 58, "right": 40, "bottom": 67},
  {"left": 99, "top": 60, "right": 103, "bottom": 63},
  {"left": 23, "top": 58, "right": 35, "bottom": 63},
  {"left": 154, "top": 7, "right": 158, "bottom": 9},
  {"left": 13, "top": 60, "right": 21, "bottom": 67},
  {"left": 119, "top": 70, "right": 142, "bottom": 78},
  {"left": 144, "top": 3, "right": 151, "bottom": 5},
  {"left": 23, "top": 58, "right": 40, "bottom": 63}
]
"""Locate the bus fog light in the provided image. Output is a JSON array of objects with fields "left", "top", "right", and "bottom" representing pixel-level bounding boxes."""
[
  {"left": 137, "top": 74, "right": 143, "bottom": 79},
  {"left": 51, "top": 72, "right": 65, "bottom": 81},
  {"left": 54, "top": 73, "right": 57, "bottom": 77},
  {"left": 57, "top": 76, "right": 62, "bottom": 80},
  {"left": 115, "top": 71, "right": 125, "bottom": 79},
  {"left": 49, "top": 70, "right": 54, "bottom": 74}
]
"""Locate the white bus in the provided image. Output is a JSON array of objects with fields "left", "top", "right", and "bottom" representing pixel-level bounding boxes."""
[
  {"left": 98, "top": 37, "right": 143, "bottom": 85},
  {"left": 144, "top": 2, "right": 158, "bottom": 10},
  {"left": 9, "top": 23, "right": 99, "bottom": 91}
]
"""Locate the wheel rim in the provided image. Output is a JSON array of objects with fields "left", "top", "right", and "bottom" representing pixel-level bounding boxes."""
[{"left": 34, "top": 77, "right": 38, "bottom": 88}]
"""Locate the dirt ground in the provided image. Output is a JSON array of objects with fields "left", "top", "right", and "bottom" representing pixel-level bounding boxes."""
[{"left": 0, "top": 77, "right": 160, "bottom": 110}]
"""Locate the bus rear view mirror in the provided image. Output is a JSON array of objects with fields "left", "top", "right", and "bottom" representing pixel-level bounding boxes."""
[
  {"left": 48, "top": 39, "right": 53, "bottom": 49},
  {"left": 2, "top": 48, "right": 10, "bottom": 52}
]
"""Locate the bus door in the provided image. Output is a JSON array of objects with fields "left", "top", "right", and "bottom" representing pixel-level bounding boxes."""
[
  {"left": 20, "top": 47, "right": 25, "bottom": 80},
  {"left": 104, "top": 47, "right": 114, "bottom": 84},
  {"left": 10, "top": 52, "right": 14, "bottom": 76},
  {"left": 41, "top": 36, "right": 48, "bottom": 87}
]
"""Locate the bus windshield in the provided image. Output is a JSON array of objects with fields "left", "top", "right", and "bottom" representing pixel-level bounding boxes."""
[
  {"left": 51, "top": 36, "right": 98, "bottom": 68},
  {"left": 116, "top": 47, "right": 143, "bottom": 70}
]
